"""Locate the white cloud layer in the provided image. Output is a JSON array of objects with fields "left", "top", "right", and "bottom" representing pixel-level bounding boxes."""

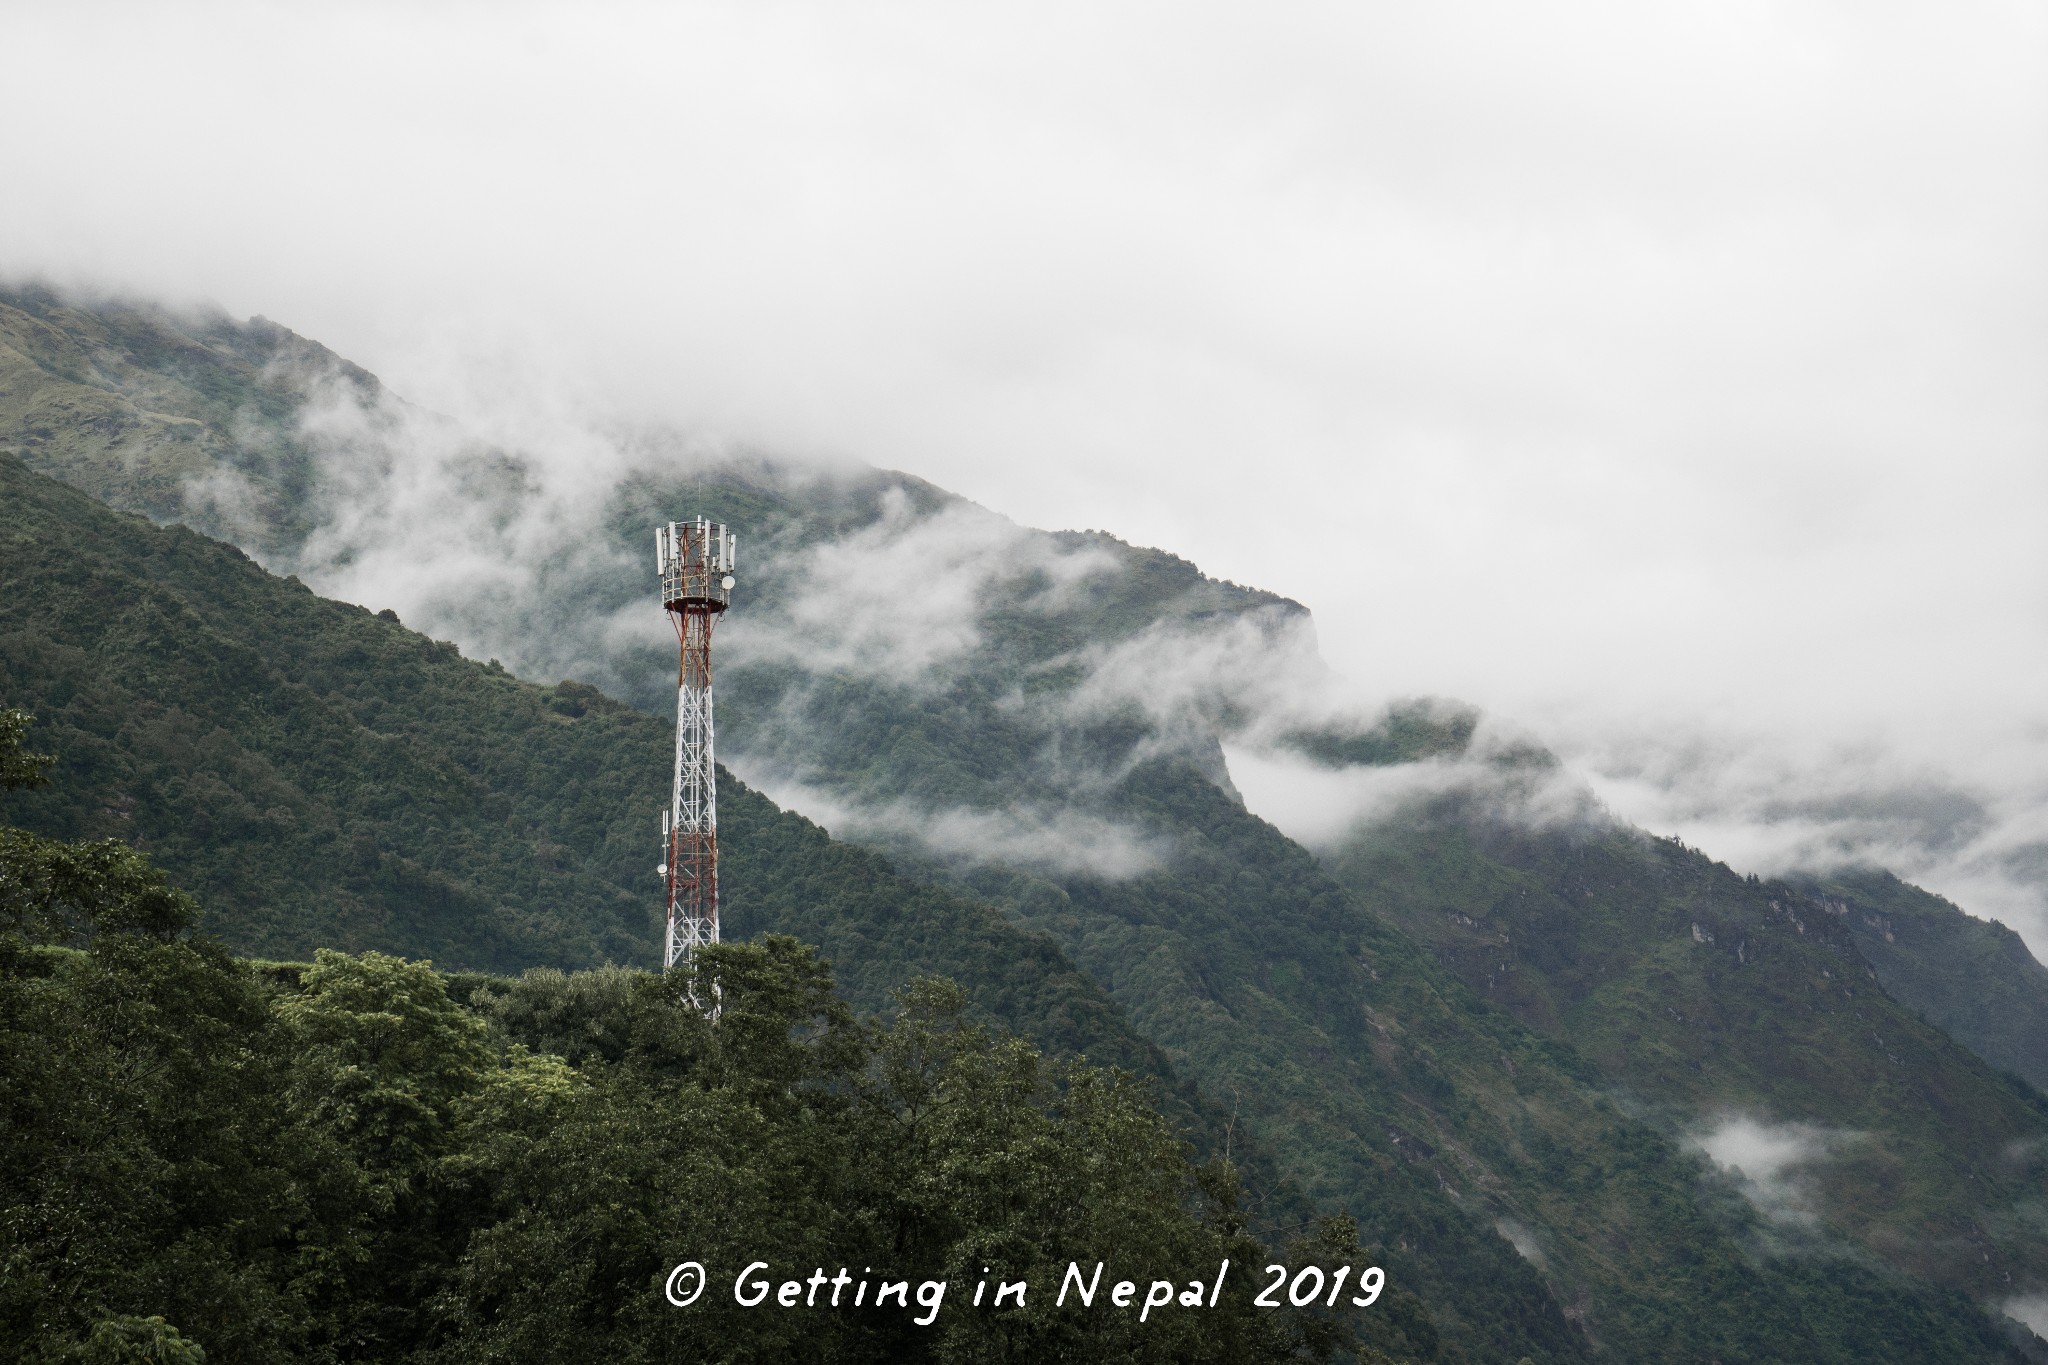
[
  {"left": 1692, "top": 1113, "right": 1858, "bottom": 1227},
  {"left": 1493, "top": 1218, "right": 1547, "bottom": 1268},
  {"left": 1, "top": 3, "right": 2040, "bottom": 943},
  {"left": 1561, "top": 715, "right": 2048, "bottom": 951},
  {"left": 2005, "top": 1293, "right": 2048, "bottom": 1342},
  {"left": 723, "top": 487, "right": 1117, "bottom": 684},
  {"left": 1222, "top": 731, "right": 1604, "bottom": 852},
  {"left": 732, "top": 765, "right": 1169, "bottom": 882}
]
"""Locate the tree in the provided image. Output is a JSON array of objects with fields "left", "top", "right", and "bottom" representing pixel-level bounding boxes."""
[{"left": 0, "top": 714, "right": 323, "bottom": 1363}]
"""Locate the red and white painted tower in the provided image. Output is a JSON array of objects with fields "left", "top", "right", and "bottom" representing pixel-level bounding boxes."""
[{"left": 656, "top": 516, "right": 736, "bottom": 974}]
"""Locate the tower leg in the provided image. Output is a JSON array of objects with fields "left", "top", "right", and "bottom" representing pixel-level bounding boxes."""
[{"left": 665, "top": 607, "right": 720, "bottom": 977}]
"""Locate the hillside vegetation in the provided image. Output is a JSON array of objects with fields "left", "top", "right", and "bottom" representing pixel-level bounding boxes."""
[
  {"left": 2, "top": 721, "right": 1361, "bottom": 1362},
  {"left": 6, "top": 288, "right": 2048, "bottom": 1360},
  {"left": 1325, "top": 779, "right": 2048, "bottom": 1303},
  {"left": 0, "top": 282, "right": 361, "bottom": 555},
  {"left": 0, "top": 453, "right": 1137, "bottom": 1036},
  {"left": 1807, "top": 868, "right": 2048, "bottom": 1096}
]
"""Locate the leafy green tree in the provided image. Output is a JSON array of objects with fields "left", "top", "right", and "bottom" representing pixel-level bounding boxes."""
[
  {"left": 78, "top": 1315, "right": 208, "bottom": 1365},
  {"left": 5, "top": 709, "right": 1344, "bottom": 1362},
  {"left": 0, "top": 716, "right": 328, "bottom": 1363},
  {"left": 865, "top": 977, "right": 1313, "bottom": 1364},
  {"left": 0, "top": 709, "right": 52, "bottom": 792},
  {"left": 275, "top": 950, "right": 498, "bottom": 1359},
  {"left": 424, "top": 944, "right": 1332, "bottom": 1364}
]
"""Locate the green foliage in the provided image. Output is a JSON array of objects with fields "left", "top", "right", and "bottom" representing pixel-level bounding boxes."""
[
  {"left": 0, "top": 796, "right": 1336, "bottom": 1361},
  {"left": 0, "top": 448, "right": 641, "bottom": 970},
  {"left": 0, "top": 825, "right": 198, "bottom": 944},
  {"left": 282, "top": 950, "right": 494, "bottom": 1185},
  {"left": 80, "top": 1316, "right": 208, "bottom": 1365},
  {"left": 0, "top": 455, "right": 1189, "bottom": 1101},
  {"left": 7, "top": 296, "right": 2045, "bottom": 1360},
  {"left": 0, "top": 839, "right": 324, "bottom": 1361},
  {"left": 432, "top": 949, "right": 1317, "bottom": 1365},
  {"left": 1325, "top": 803, "right": 2048, "bottom": 1313},
  {"left": 1803, "top": 867, "right": 2048, "bottom": 1095},
  {"left": 0, "top": 708, "right": 54, "bottom": 791}
]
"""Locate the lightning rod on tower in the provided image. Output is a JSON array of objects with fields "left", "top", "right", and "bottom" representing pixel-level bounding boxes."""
[{"left": 655, "top": 515, "right": 736, "bottom": 979}]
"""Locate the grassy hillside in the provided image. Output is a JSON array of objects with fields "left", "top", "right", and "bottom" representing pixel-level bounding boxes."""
[{"left": 0, "top": 282, "right": 364, "bottom": 555}]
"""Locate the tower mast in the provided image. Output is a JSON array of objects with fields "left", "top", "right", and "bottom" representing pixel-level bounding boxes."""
[{"left": 656, "top": 516, "right": 736, "bottom": 975}]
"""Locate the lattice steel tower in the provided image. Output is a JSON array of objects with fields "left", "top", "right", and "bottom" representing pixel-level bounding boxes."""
[{"left": 655, "top": 516, "right": 736, "bottom": 974}]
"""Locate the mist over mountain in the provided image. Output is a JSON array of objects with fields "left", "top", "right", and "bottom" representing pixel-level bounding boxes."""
[
  {"left": 4, "top": 279, "right": 2040, "bottom": 954},
  {"left": 5, "top": 443, "right": 2033, "bottom": 1362},
  {"left": 6, "top": 2, "right": 2042, "bottom": 970},
  {"left": 8, "top": 286, "right": 2048, "bottom": 1358},
  {"left": 4, "top": 7, "right": 2040, "bottom": 1356}
]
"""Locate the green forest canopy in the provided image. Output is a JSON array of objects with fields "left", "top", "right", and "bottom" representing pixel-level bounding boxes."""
[{"left": 2, "top": 708, "right": 1417, "bottom": 1364}]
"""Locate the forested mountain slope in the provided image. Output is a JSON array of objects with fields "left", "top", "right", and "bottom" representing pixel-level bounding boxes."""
[
  {"left": 8, "top": 472, "right": 2034, "bottom": 1365},
  {"left": 0, "top": 453, "right": 1574, "bottom": 1359},
  {"left": 1325, "top": 771, "right": 2048, "bottom": 1303},
  {"left": 0, "top": 282, "right": 356, "bottom": 554},
  {"left": 6, "top": 286, "right": 2048, "bottom": 1359},
  {"left": 0, "top": 454, "right": 1182, "bottom": 1093},
  {"left": 1802, "top": 868, "right": 2048, "bottom": 1096},
  {"left": 1, "top": 750, "right": 1354, "bottom": 1363}
]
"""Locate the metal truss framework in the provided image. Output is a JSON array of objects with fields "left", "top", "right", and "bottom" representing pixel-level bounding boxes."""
[{"left": 657, "top": 517, "right": 736, "bottom": 979}]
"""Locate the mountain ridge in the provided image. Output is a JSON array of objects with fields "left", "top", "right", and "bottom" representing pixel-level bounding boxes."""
[{"left": 7, "top": 287, "right": 2048, "bottom": 1360}]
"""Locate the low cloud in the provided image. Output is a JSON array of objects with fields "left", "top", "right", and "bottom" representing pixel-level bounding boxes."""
[
  {"left": 204, "top": 370, "right": 1628, "bottom": 882},
  {"left": 1691, "top": 1113, "right": 1858, "bottom": 1227},
  {"left": 734, "top": 764, "right": 1169, "bottom": 881},
  {"left": 2002, "top": 1295, "right": 2048, "bottom": 1342},
  {"left": 1221, "top": 721, "right": 1605, "bottom": 852},
  {"left": 2, "top": 2, "right": 2040, "bottom": 976},
  {"left": 1493, "top": 1218, "right": 1547, "bottom": 1267},
  {"left": 122, "top": 315, "right": 2048, "bottom": 955},
  {"left": 183, "top": 347, "right": 659, "bottom": 689},
  {"left": 1059, "top": 605, "right": 1334, "bottom": 734},
  {"left": 1561, "top": 716, "right": 2048, "bottom": 958},
  {"left": 722, "top": 486, "right": 1118, "bottom": 685},
  {"left": 149, "top": 358, "right": 1188, "bottom": 884}
]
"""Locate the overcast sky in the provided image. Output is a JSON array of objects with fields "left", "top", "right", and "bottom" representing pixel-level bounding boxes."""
[{"left": 5, "top": 2, "right": 2045, "bottom": 930}]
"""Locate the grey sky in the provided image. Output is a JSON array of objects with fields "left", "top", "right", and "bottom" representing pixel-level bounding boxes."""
[{"left": 5, "top": 2, "right": 2045, "bottom": 933}]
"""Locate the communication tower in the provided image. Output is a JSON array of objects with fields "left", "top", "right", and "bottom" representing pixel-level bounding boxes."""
[{"left": 655, "top": 516, "right": 736, "bottom": 976}]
